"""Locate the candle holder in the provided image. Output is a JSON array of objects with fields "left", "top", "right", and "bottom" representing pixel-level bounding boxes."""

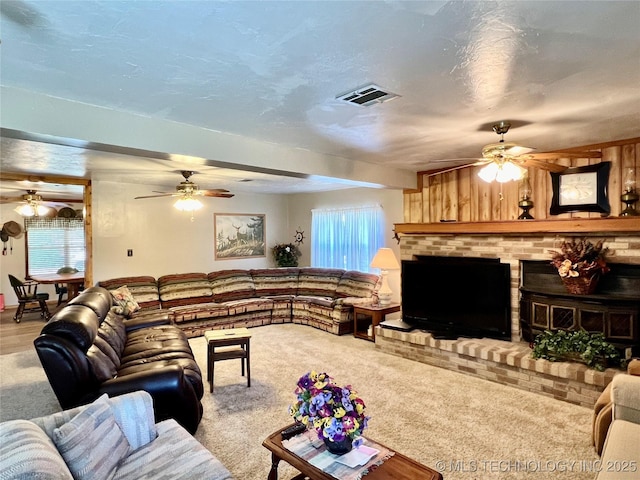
[
  {"left": 620, "top": 191, "right": 639, "bottom": 216},
  {"left": 518, "top": 171, "right": 534, "bottom": 220},
  {"left": 620, "top": 168, "right": 638, "bottom": 216}
]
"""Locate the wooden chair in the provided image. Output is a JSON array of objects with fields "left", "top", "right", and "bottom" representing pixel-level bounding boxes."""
[
  {"left": 8, "top": 274, "right": 51, "bottom": 323},
  {"left": 54, "top": 283, "right": 68, "bottom": 306}
]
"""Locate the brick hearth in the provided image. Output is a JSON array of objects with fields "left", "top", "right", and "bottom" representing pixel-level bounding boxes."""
[
  {"left": 375, "top": 326, "right": 621, "bottom": 408},
  {"left": 391, "top": 232, "right": 640, "bottom": 406}
]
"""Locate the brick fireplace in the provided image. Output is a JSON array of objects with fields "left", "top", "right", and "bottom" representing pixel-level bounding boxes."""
[
  {"left": 399, "top": 232, "right": 640, "bottom": 341},
  {"left": 374, "top": 229, "right": 640, "bottom": 407}
]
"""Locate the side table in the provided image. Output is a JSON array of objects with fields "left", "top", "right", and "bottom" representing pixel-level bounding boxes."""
[
  {"left": 353, "top": 303, "right": 401, "bottom": 342},
  {"left": 204, "top": 328, "right": 252, "bottom": 392}
]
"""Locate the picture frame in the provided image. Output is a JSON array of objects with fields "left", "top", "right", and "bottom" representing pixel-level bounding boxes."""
[
  {"left": 214, "top": 213, "right": 265, "bottom": 260},
  {"left": 549, "top": 162, "right": 611, "bottom": 215}
]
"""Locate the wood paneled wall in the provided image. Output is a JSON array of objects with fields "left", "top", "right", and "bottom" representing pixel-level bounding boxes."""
[{"left": 404, "top": 138, "right": 640, "bottom": 223}]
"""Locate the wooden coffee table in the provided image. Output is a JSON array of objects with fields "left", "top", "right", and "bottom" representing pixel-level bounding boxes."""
[{"left": 262, "top": 424, "right": 443, "bottom": 480}]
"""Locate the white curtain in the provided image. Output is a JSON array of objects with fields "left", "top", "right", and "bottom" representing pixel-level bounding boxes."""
[{"left": 311, "top": 205, "right": 384, "bottom": 272}]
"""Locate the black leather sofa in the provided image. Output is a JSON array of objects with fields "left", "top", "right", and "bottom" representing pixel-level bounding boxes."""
[{"left": 33, "top": 287, "right": 204, "bottom": 434}]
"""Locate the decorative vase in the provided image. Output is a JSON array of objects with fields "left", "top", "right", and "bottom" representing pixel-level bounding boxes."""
[
  {"left": 323, "top": 436, "right": 353, "bottom": 455},
  {"left": 561, "top": 273, "right": 600, "bottom": 295}
]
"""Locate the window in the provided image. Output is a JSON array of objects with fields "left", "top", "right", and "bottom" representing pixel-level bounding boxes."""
[
  {"left": 25, "top": 218, "right": 85, "bottom": 276},
  {"left": 311, "top": 205, "right": 384, "bottom": 272}
]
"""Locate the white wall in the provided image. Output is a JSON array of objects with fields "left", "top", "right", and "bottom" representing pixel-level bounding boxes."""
[
  {"left": 0, "top": 206, "right": 31, "bottom": 306},
  {"left": 286, "top": 187, "right": 404, "bottom": 304},
  {"left": 92, "top": 180, "right": 288, "bottom": 282}
]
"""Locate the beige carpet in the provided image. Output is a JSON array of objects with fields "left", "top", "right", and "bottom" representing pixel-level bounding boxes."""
[{"left": 1, "top": 324, "right": 598, "bottom": 479}]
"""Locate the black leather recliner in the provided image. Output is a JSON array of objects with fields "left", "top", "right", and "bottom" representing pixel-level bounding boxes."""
[{"left": 34, "top": 287, "right": 204, "bottom": 434}]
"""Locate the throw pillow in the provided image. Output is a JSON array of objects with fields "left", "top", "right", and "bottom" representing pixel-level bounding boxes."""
[
  {"left": 52, "top": 394, "right": 130, "bottom": 480},
  {"left": 110, "top": 285, "right": 140, "bottom": 317}
]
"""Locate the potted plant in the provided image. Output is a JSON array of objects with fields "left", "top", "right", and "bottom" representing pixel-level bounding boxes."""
[
  {"left": 531, "top": 329, "right": 623, "bottom": 372},
  {"left": 549, "top": 238, "right": 609, "bottom": 294},
  {"left": 289, "top": 371, "right": 369, "bottom": 454},
  {"left": 272, "top": 243, "right": 302, "bottom": 267}
]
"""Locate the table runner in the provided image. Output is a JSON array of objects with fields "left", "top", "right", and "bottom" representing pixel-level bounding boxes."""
[{"left": 282, "top": 430, "right": 394, "bottom": 480}]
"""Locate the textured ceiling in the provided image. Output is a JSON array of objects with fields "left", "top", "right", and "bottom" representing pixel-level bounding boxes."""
[{"left": 1, "top": 0, "right": 639, "bottom": 198}]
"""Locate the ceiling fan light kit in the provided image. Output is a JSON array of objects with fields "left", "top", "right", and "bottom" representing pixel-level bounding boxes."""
[
  {"left": 477, "top": 160, "right": 526, "bottom": 183},
  {"left": 14, "top": 203, "right": 50, "bottom": 217},
  {"left": 173, "top": 197, "right": 203, "bottom": 212},
  {"left": 14, "top": 191, "right": 50, "bottom": 217}
]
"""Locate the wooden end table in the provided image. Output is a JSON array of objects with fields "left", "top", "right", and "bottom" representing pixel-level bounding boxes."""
[
  {"left": 353, "top": 303, "right": 401, "bottom": 342},
  {"left": 204, "top": 328, "right": 252, "bottom": 392},
  {"left": 262, "top": 423, "right": 442, "bottom": 480}
]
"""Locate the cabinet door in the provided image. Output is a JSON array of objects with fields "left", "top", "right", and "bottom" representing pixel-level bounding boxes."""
[{"left": 608, "top": 308, "right": 637, "bottom": 340}]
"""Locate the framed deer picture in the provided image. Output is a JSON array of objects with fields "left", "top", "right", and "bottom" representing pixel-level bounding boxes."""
[{"left": 214, "top": 213, "right": 266, "bottom": 260}]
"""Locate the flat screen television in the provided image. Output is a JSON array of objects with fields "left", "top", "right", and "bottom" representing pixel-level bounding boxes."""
[{"left": 401, "top": 256, "right": 511, "bottom": 340}]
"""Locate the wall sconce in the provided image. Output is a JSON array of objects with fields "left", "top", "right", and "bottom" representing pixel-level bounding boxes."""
[
  {"left": 370, "top": 247, "right": 400, "bottom": 306},
  {"left": 518, "top": 171, "right": 534, "bottom": 220},
  {"left": 620, "top": 168, "right": 638, "bottom": 216}
]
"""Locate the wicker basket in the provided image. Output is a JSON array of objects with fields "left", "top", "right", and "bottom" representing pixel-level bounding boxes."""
[{"left": 561, "top": 274, "right": 600, "bottom": 295}]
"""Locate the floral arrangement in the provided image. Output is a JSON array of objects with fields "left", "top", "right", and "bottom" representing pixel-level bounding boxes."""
[
  {"left": 289, "top": 371, "right": 368, "bottom": 445},
  {"left": 549, "top": 238, "right": 610, "bottom": 279},
  {"left": 272, "top": 243, "right": 302, "bottom": 267}
]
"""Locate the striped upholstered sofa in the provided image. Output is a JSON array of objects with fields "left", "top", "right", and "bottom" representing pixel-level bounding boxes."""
[
  {"left": 97, "top": 268, "right": 380, "bottom": 338},
  {"left": 0, "top": 390, "right": 231, "bottom": 480}
]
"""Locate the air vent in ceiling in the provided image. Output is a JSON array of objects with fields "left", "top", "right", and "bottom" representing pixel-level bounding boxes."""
[{"left": 336, "top": 83, "right": 400, "bottom": 107}]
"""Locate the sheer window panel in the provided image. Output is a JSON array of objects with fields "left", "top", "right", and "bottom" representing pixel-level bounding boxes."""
[{"left": 311, "top": 205, "right": 384, "bottom": 272}]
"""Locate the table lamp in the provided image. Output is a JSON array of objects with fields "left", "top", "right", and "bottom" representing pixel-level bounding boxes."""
[{"left": 370, "top": 248, "right": 400, "bottom": 306}]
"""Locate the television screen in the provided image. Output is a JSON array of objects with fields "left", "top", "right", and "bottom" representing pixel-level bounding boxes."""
[{"left": 401, "top": 256, "right": 511, "bottom": 340}]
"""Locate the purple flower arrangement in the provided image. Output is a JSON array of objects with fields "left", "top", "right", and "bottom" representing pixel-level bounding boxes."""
[{"left": 289, "top": 371, "right": 368, "bottom": 446}]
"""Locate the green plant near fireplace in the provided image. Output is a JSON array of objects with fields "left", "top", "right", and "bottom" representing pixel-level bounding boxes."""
[{"left": 531, "top": 329, "right": 625, "bottom": 372}]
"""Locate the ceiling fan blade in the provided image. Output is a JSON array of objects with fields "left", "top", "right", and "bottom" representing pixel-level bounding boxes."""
[
  {"left": 151, "top": 190, "right": 172, "bottom": 194},
  {"left": 0, "top": 195, "right": 75, "bottom": 205},
  {"left": 0, "top": 195, "right": 24, "bottom": 204},
  {"left": 519, "top": 158, "right": 567, "bottom": 172},
  {"left": 428, "top": 157, "right": 484, "bottom": 164},
  {"left": 524, "top": 151, "right": 602, "bottom": 160},
  {"left": 41, "top": 200, "right": 73, "bottom": 208},
  {"left": 134, "top": 193, "right": 175, "bottom": 199},
  {"left": 506, "top": 145, "right": 535, "bottom": 156},
  {"left": 202, "top": 192, "right": 235, "bottom": 198},
  {"left": 200, "top": 188, "right": 230, "bottom": 194},
  {"left": 426, "top": 160, "right": 488, "bottom": 177}
]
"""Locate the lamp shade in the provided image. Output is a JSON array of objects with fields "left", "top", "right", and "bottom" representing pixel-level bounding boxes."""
[{"left": 370, "top": 248, "right": 400, "bottom": 270}]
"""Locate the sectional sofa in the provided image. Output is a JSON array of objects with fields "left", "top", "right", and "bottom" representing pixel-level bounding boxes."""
[{"left": 97, "top": 267, "right": 381, "bottom": 338}]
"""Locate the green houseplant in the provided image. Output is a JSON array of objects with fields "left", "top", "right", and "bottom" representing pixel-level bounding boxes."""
[
  {"left": 272, "top": 243, "right": 302, "bottom": 267},
  {"left": 531, "top": 329, "right": 623, "bottom": 372}
]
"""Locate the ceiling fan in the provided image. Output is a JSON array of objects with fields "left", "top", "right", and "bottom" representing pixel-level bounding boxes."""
[
  {"left": 427, "top": 121, "right": 602, "bottom": 182},
  {"left": 134, "top": 170, "right": 234, "bottom": 211},
  {"left": 0, "top": 190, "right": 74, "bottom": 216}
]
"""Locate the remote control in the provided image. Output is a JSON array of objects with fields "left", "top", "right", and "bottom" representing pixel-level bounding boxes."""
[{"left": 281, "top": 422, "right": 306, "bottom": 439}]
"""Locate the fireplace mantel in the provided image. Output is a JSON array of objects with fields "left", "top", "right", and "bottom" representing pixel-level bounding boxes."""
[{"left": 394, "top": 217, "right": 640, "bottom": 235}]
